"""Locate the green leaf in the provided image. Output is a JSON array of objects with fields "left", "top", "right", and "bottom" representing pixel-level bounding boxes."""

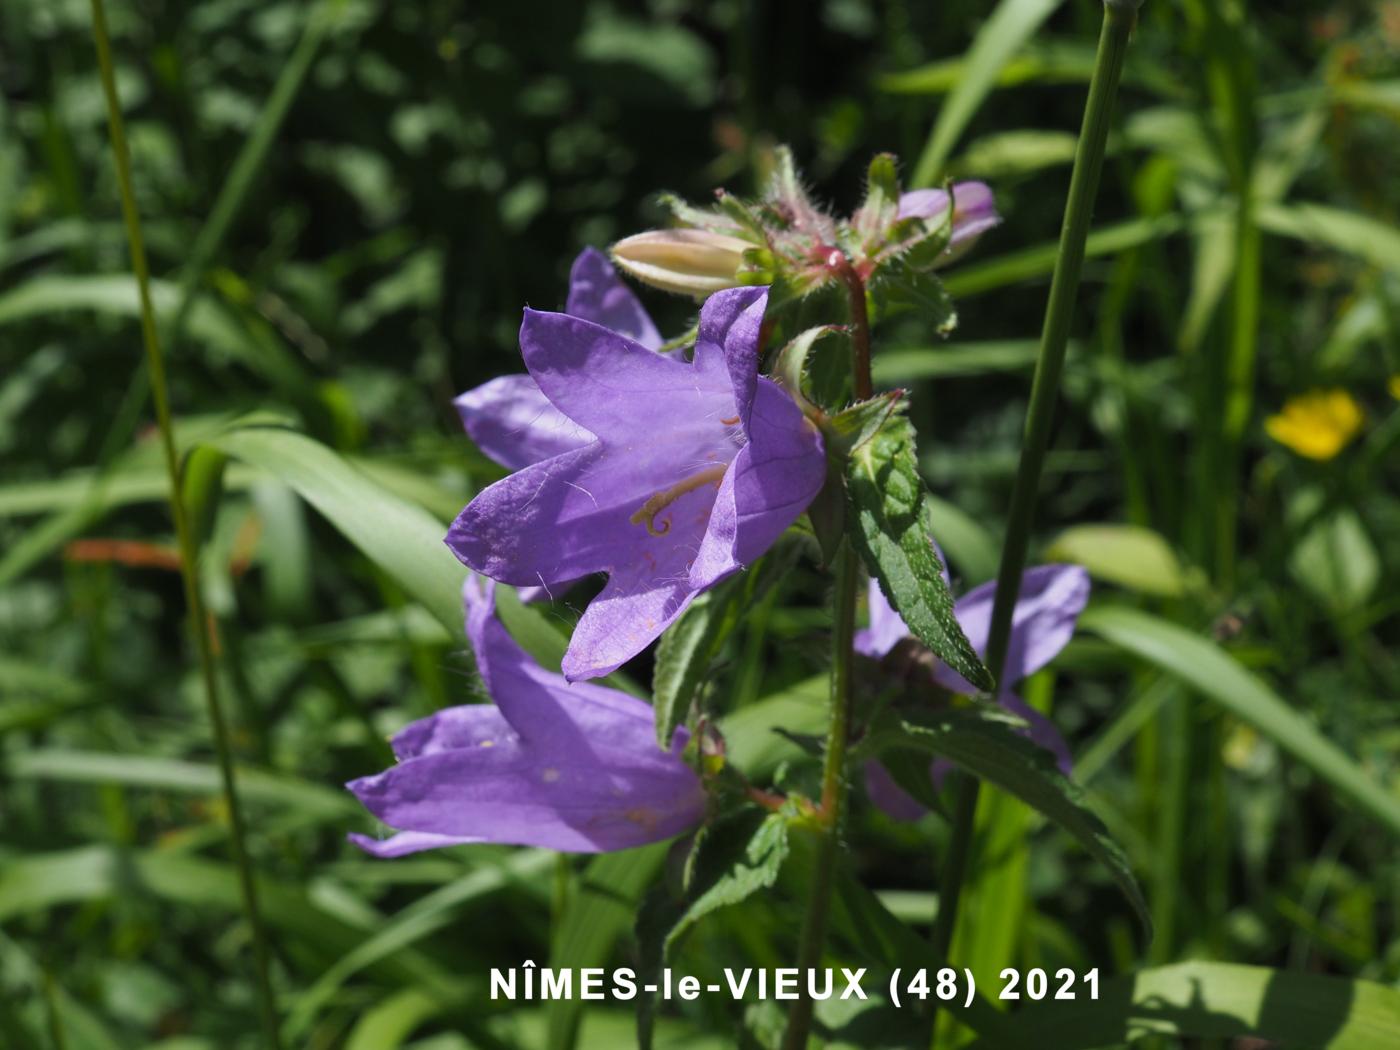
[
  {"left": 965, "top": 962, "right": 1400, "bottom": 1050},
  {"left": 548, "top": 846, "right": 666, "bottom": 1050},
  {"left": 850, "top": 152, "right": 901, "bottom": 245},
  {"left": 847, "top": 411, "right": 991, "bottom": 690},
  {"left": 824, "top": 391, "right": 905, "bottom": 458},
  {"left": 208, "top": 425, "right": 465, "bottom": 639},
  {"left": 943, "top": 214, "right": 1186, "bottom": 298},
  {"left": 1256, "top": 200, "right": 1400, "bottom": 273},
  {"left": 770, "top": 324, "right": 848, "bottom": 405},
  {"left": 869, "top": 257, "right": 957, "bottom": 334},
  {"left": 653, "top": 545, "right": 797, "bottom": 747},
  {"left": 1045, "top": 523, "right": 1187, "bottom": 597},
  {"left": 864, "top": 706, "right": 1151, "bottom": 939},
  {"left": 924, "top": 493, "right": 1000, "bottom": 585},
  {"left": 286, "top": 850, "right": 555, "bottom": 1041},
  {"left": 664, "top": 811, "right": 790, "bottom": 955},
  {"left": 344, "top": 989, "right": 444, "bottom": 1050},
  {"left": 6, "top": 749, "right": 356, "bottom": 822},
  {"left": 1080, "top": 605, "right": 1400, "bottom": 837},
  {"left": 871, "top": 339, "right": 1042, "bottom": 383},
  {"left": 1288, "top": 507, "right": 1380, "bottom": 616},
  {"left": 906, "top": 0, "right": 1063, "bottom": 185}
]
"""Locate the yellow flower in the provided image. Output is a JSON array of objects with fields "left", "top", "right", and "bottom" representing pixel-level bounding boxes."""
[
  {"left": 1265, "top": 389, "right": 1364, "bottom": 460},
  {"left": 1389, "top": 375, "right": 1400, "bottom": 401}
]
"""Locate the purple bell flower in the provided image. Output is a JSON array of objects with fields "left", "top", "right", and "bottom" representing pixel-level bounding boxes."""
[
  {"left": 859, "top": 563, "right": 1090, "bottom": 821},
  {"left": 454, "top": 248, "right": 662, "bottom": 472},
  {"left": 348, "top": 576, "right": 707, "bottom": 856},
  {"left": 897, "top": 181, "right": 1000, "bottom": 267},
  {"left": 446, "top": 284, "right": 826, "bottom": 682}
]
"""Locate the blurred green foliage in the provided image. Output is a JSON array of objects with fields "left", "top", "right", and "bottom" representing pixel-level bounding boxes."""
[{"left": 3, "top": 0, "right": 1400, "bottom": 1046}]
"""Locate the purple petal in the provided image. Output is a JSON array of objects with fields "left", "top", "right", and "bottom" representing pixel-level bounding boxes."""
[
  {"left": 855, "top": 577, "right": 909, "bottom": 659},
  {"left": 463, "top": 575, "right": 676, "bottom": 745},
  {"left": 559, "top": 507, "right": 711, "bottom": 682},
  {"left": 391, "top": 703, "right": 514, "bottom": 761},
  {"left": 853, "top": 539, "right": 949, "bottom": 659},
  {"left": 897, "top": 182, "right": 1000, "bottom": 262},
  {"left": 689, "top": 378, "right": 825, "bottom": 589},
  {"left": 566, "top": 247, "right": 662, "bottom": 351},
  {"left": 349, "top": 577, "right": 706, "bottom": 854},
  {"left": 1001, "top": 693, "right": 1073, "bottom": 775},
  {"left": 692, "top": 286, "right": 769, "bottom": 427},
  {"left": 347, "top": 733, "right": 704, "bottom": 852},
  {"left": 897, "top": 188, "right": 951, "bottom": 223},
  {"left": 447, "top": 433, "right": 727, "bottom": 589},
  {"left": 454, "top": 375, "right": 593, "bottom": 472},
  {"left": 864, "top": 760, "right": 928, "bottom": 822},
  {"left": 518, "top": 309, "right": 733, "bottom": 441},
  {"left": 932, "top": 564, "right": 1090, "bottom": 694},
  {"left": 348, "top": 830, "right": 485, "bottom": 857}
]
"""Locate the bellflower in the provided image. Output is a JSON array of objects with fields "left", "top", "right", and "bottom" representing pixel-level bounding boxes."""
[
  {"left": 348, "top": 576, "right": 706, "bottom": 856},
  {"left": 859, "top": 563, "right": 1089, "bottom": 821},
  {"left": 454, "top": 247, "right": 661, "bottom": 472},
  {"left": 447, "top": 285, "right": 826, "bottom": 682},
  {"left": 897, "top": 181, "right": 1000, "bottom": 267}
]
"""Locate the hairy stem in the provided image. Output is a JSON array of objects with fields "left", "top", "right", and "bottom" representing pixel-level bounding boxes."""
[
  {"left": 930, "top": 3, "right": 1140, "bottom": 1046},
  {"left": 89, "top": 2, "right": 282, "bottom": 1046},
  {"left": 781, "top": 249, "right": 874, "bottom": 1050}
]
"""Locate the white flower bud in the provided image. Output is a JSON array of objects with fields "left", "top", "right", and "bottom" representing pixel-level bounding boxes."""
[{"left": 610, "top": 229, "right": 754, "bottom": 297}]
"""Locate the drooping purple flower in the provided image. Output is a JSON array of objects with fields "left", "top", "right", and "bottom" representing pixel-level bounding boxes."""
[
  {"left": 446, "top": 285, "right": 826, "bottom": 682},
  {"left": 859, "top": 563, "right": 1090, "bottom": 821},
  {"left": 348, "top": 576, "right": 706, "bottom": 856},
  {"left": 897, "top": 181, "right": 1000, "bottom": 266},
  {"left": 454, "top": 248, "right": 660, "bottom": 472}
]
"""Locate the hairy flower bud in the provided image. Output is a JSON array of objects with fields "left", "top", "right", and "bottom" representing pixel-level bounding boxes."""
[{"left": 610, "top": 229, "right": 754, "bottom": 297}]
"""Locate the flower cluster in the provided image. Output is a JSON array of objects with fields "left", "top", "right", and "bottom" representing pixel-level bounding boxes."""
[{"left": 348, "top": 154, "right": 1089, "bottom": 860}]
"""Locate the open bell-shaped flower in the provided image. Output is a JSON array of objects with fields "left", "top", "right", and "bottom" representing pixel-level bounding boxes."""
[
  {"left": 348, "top": 576, "right": 706, "bottom": 856},
  {"left": 859, "top": 563, "right": 1089, "bottom": 821},
  {"left": 446, "top": 285, "right": 826, "bottom": 681}
]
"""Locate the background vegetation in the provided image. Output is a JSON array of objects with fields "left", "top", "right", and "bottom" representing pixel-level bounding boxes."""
[{"left": 2, "top": 0, "right": 1399, "bottom": 1046}]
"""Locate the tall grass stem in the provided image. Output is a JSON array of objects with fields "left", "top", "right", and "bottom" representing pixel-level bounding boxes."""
[
  {"left": 88, "top": 2, "right": 283, "bottom": 1045},
  {"left": 930, "top": 3, "right": 1140, "bottom": 1044}
]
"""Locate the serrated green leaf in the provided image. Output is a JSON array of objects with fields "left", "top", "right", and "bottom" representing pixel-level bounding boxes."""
[
  {"left": 664, "top": 811, "right": 790, "bottom": 956},
  {"left": 864, "top": 707, "right": 1151, "bottom": 940},
  {"left": 824, "top": 390, "right": 905, "bottom": 458},
  {"left": 847, "top": 413, "right": 991, "bottom": 690},
  {"left": 870, "top": 257, "right": 958, "bottom": 333}
]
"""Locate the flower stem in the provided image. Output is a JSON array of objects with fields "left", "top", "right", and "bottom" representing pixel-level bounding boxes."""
[
  {"left": 780, "top": 249, "right": 873, "bottom": 1050},
  {"left": 781, "top": 541, "right": 859, "bottom": 1050},
  {"left": 824, "top": 247, "right": 874, "bottom": 401},
  {"left": 89, "top": 2, "right": 282, "bottom": 1046},
  {"left": 929, "top": 3, "right": 1139, "bottom": 1045}
]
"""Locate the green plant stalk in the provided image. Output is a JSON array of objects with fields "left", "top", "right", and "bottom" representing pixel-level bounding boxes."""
[
  {"left": 88, "top": 3, "right": 283, "bottom": 1047},
  {"left": 930, "top": 3, "right": 1140, "bottom": 1044},
  {"left": 781, "top": 250, "right": 872, "bottom": 1050},
  {"left": 781, "top": 540, "right": 859, "bottom": 1050}
]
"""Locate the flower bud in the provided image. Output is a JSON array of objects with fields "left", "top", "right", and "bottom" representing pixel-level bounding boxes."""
[
  {"left": 610, "top": 229, "right": 754, "bottom": 297},
  {"left": 897, "top": 181, "right": 1000, "bottom": 267}
]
